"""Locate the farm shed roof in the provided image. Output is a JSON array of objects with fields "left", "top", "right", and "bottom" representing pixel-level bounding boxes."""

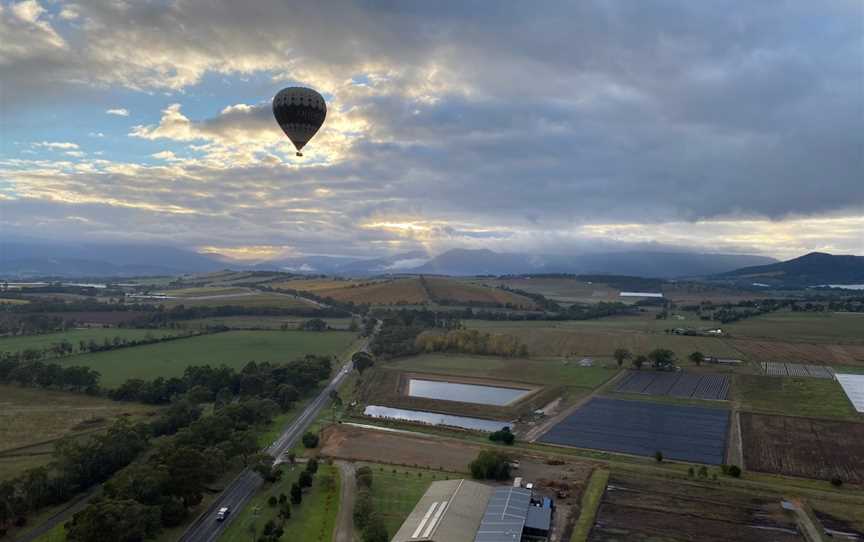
[
  {"left": 525, "top": 506, "right": 552, "bottom": 532},
  {"left": 474, "top": 487, "right": 532, "bottom": 542},
  {"left": 391, "top": 479, "right": 493, "bottom": 542},
  {"left": 836, "top": 373, "right": 864, "bottom": 413}
]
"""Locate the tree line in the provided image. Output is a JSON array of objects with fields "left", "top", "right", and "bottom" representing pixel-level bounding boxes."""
[{"left": 352, "top": 467, "right": 390, "bottom": 542}]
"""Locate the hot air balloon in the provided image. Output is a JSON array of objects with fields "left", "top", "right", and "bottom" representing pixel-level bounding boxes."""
[{"left": 272, "top": 87, "right": 327, "bottom": 157}]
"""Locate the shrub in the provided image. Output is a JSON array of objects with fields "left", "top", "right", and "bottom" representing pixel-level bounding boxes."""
[
  {"left": 654, "top": 451, "right": 663, "bottom": 462},
  {"left": 830, "top": 476, "right": 843, "bottom": 487},
  {"left": 302, "top": 432, "right": 319, "bottom": 448},
  {"left": 726, "top": 465, "right": 742, "bottom": 478}
]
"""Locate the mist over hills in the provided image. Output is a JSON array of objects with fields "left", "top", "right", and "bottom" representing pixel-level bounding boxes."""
[{"left": 1, "top": 238, "right": 783, "bottom": 279}]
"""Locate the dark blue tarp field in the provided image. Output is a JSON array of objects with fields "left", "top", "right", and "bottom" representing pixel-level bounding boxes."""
[{"left": 539, "top": 397, "right": 730, "bottom": 464}]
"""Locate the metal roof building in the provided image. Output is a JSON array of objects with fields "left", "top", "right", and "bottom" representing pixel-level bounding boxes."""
[
  {"left": 391, "top": 479, "right": 493, "bottom": 542},
  {"left": 474, "top": 487, "right": 532, "bottom": 542}
]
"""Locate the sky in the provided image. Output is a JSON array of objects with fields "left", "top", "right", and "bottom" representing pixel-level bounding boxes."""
[{"left": 1, "top": 0, "right": 862, "bottom": 262}]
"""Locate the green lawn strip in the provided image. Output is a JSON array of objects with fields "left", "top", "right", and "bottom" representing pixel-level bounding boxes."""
[
  {"left": 55, "top": 330, "right": 356, "bottom": 387},
  {"left": 361, "top": 463, "right": 463, "bottom": 536},
  {"left": 570, "top": 468, "right": 609, "bottom": 542},
  {"left": 733, "top": 374, "right": 859, "bottom": 420},
  {"left": 219, "top": 464, "right": 340, "bottom": 542},
  {"left": 834, "top": 364, "right": 864, "bottom": 375},
  {"left": 0, "top": 328, "right": 187, "bottom": 356},
  {"left": 181, "top": 316, "right": 353, "bottom": 331}
]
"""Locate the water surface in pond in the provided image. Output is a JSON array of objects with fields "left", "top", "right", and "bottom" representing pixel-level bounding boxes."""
[{"left": 407, "top": 378, "right": 530, "bottom": 405}]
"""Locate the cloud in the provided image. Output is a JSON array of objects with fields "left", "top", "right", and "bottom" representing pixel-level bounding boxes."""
[
  {"left": 106, "top": 108, "right": 129, "bottom": 116},
  {"left": 2, "top": 1, "right": 862, "bottom": 259},
  {"left": 34, "top": 141, "right": 79, "bottom": 149}
]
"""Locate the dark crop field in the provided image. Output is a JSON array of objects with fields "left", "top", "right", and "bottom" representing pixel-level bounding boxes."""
[
  {"left": 615, "top": 371, "right": 730, "bottom": 400},
  {"left": 740, "top": 412, "right": 864, "bottom": 483},
  {"left": 540, "top": 397, "right": 729, "bottom": 464},
  {"left": 588, "top": 473, "right": 803, "bottom": 542}
]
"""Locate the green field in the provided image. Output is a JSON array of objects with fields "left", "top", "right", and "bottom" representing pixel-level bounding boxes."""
[
  {"left": 0, "top": 385, "right": 158, "bottom": 480},
  {"left": 385, "top": 354, "right": 618, "bottom": 388},
  {"left": 59, "top": 330, "right": 356, "bottom": 387},
  {"left": 571, "top": 468, "right": 609, "bottom": 542},
  {"left": 734, "top": 375, "right": 860, "bottom": 421},
  {"left": 722, "top": 312, "right": 864, "bottom": 344},
  {"left": 0, "top": 328, "right": 186, "bottom": 355},
  {"left": 363, "top": 464, "right": 461, "bottom": 536},
  {"left": 464, "top": 320, "right": 740, "bottom": 364},
  {"left": 221, "top": 464, "right": 340, "bottom": 542}
]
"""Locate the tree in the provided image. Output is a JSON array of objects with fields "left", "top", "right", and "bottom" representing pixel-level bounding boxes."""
[
  {"left": 688, "top": 351, "right": 705, "bottom": 366},
  {"left": 299, "top": 470, "right": 313, "bottom": 489},
  {"left": 278, "top": 501, "right": 291, "bottom": 521},
  {"left": 654, "top": 451, "right": 663, "bottom": 462},
  {"left": 489, "top": 427, "right": 515, "bottom": 445},
  {"left": 362, "top": 514, "right": 389, "bottom": 542},
  {"left": 647, "top": 348, "right": 677, "bottom": 371},
  {"left": 267, "top": 495, "right": 277, "bottom": 507},
  {"left": 290, "top": 483, "right": 302, "bottom": 504},
  {"left": 613, "top": 348, "right": 631, "bottom": 369},
  {"left": 352, "top": 351, "right": 374, "bottom": 374},
  {"left": 305, "top": 457, "right": 318, "bottom": 475},
  {"left": 469, "top": 450, "right": 511, "bottom": 480},
  {"left": 301, "top": 432, "right": 319, "bottom": 449},
  {"left": 632, "top": 355, "right": 647, "bottom": 370},
  {"left": 356, "top": 466, "right": 373, "bottom": 490},
  {"left": 302, "top": 318, "right": 328, "bottom": 332},
  {"left": 66, "top": 499, "right": 161, "bottom": 542},
  {"left": 353, "top": 491, "right": 374, "bottom": 530}
]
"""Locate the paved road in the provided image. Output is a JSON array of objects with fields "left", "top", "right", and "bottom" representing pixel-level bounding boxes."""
[{"left": 179, "top": 330, "right": 375, "bottom": 542}]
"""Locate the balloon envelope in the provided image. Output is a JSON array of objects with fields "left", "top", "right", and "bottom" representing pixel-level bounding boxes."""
[{"left": 273, "top": 87, "right": 326, "bottom": 155}]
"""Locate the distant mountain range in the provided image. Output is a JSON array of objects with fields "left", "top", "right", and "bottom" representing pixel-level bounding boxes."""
[
  {"left": 0, "top": 240, "right": 226, "bottom": 278},
  {"left": 717, "top": 252, "right": 864, "bottom": 286},
  {"left": 1, "top": 239, "right": 779, "bottom": 279}
]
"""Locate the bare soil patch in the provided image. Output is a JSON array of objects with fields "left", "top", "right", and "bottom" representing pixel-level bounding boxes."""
[
  {"left": 588, "top": 473, "right": 802, "bottom": 541},
  {"left": 739, "top": 412, "right": 864, "bottom": 483}
]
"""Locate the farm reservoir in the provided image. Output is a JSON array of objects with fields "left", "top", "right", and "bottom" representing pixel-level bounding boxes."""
[
  {"left": 407, "top": 378, "right": 530, "bottom": 405},
  {"left": 363, "top": 405, "right": 510, "bottom": 432}
]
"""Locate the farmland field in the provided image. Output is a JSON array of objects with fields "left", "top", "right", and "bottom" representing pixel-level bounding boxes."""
[
  {"left": 159, "top": 290, "right": 316, "bottom": 308},
  {"left": 58, "top": 330, "right": 357, "bottom": 387},
  {"left": 0, "top": 328, "right": 186, "bottom": 355},
  {"left": 740, "top": 412, "right": 864, "bottom": 483},
  {"left": 384, "top": 354, "right": 617, "bottom": 388},
  {"left": 291, "top": 278, "right": 428, "bottom": 305},
  {"left": 362, "top": 463, "right": 461, "bottom": 536},
  {"left": 614, "top": 371, "right": 730, "bottom": 400},
  {"left": 424, "top": 277, "right": 537, "bottom": 308},
  {"left": 588, "top": 473, "right": 802, "bottom": 541},
  {"left": 464, "top": 322, "right": 741, "bottom": 362},
  {"left": 733, "top": 374, "right": 860, "bottom": 420},
  {"left": 723, "top": 312, "right": 864, "bottom": 344},
  {"left": 476, "top": 277, "right": 621, "bottom": 304},
  {"left": 730, "top": 338, "right": 864, "bottom": 366},
  {"left": 0, "top": 385, "right": 157, "bottom": 479},
  {"left": 540, "top": 397, "right": 730, "bottom": 464}
]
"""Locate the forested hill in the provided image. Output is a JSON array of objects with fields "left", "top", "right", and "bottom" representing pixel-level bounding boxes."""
[{"left": 719, "top": 252, "right": 864, "bottom": 286}]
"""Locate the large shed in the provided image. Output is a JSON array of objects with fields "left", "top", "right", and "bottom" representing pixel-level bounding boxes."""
[
  {"left": 474, "top": 486, "right": 532, "bottom": 542},
  {"left": 391, "top": 479, "right": 493, "bottom": 542}
]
